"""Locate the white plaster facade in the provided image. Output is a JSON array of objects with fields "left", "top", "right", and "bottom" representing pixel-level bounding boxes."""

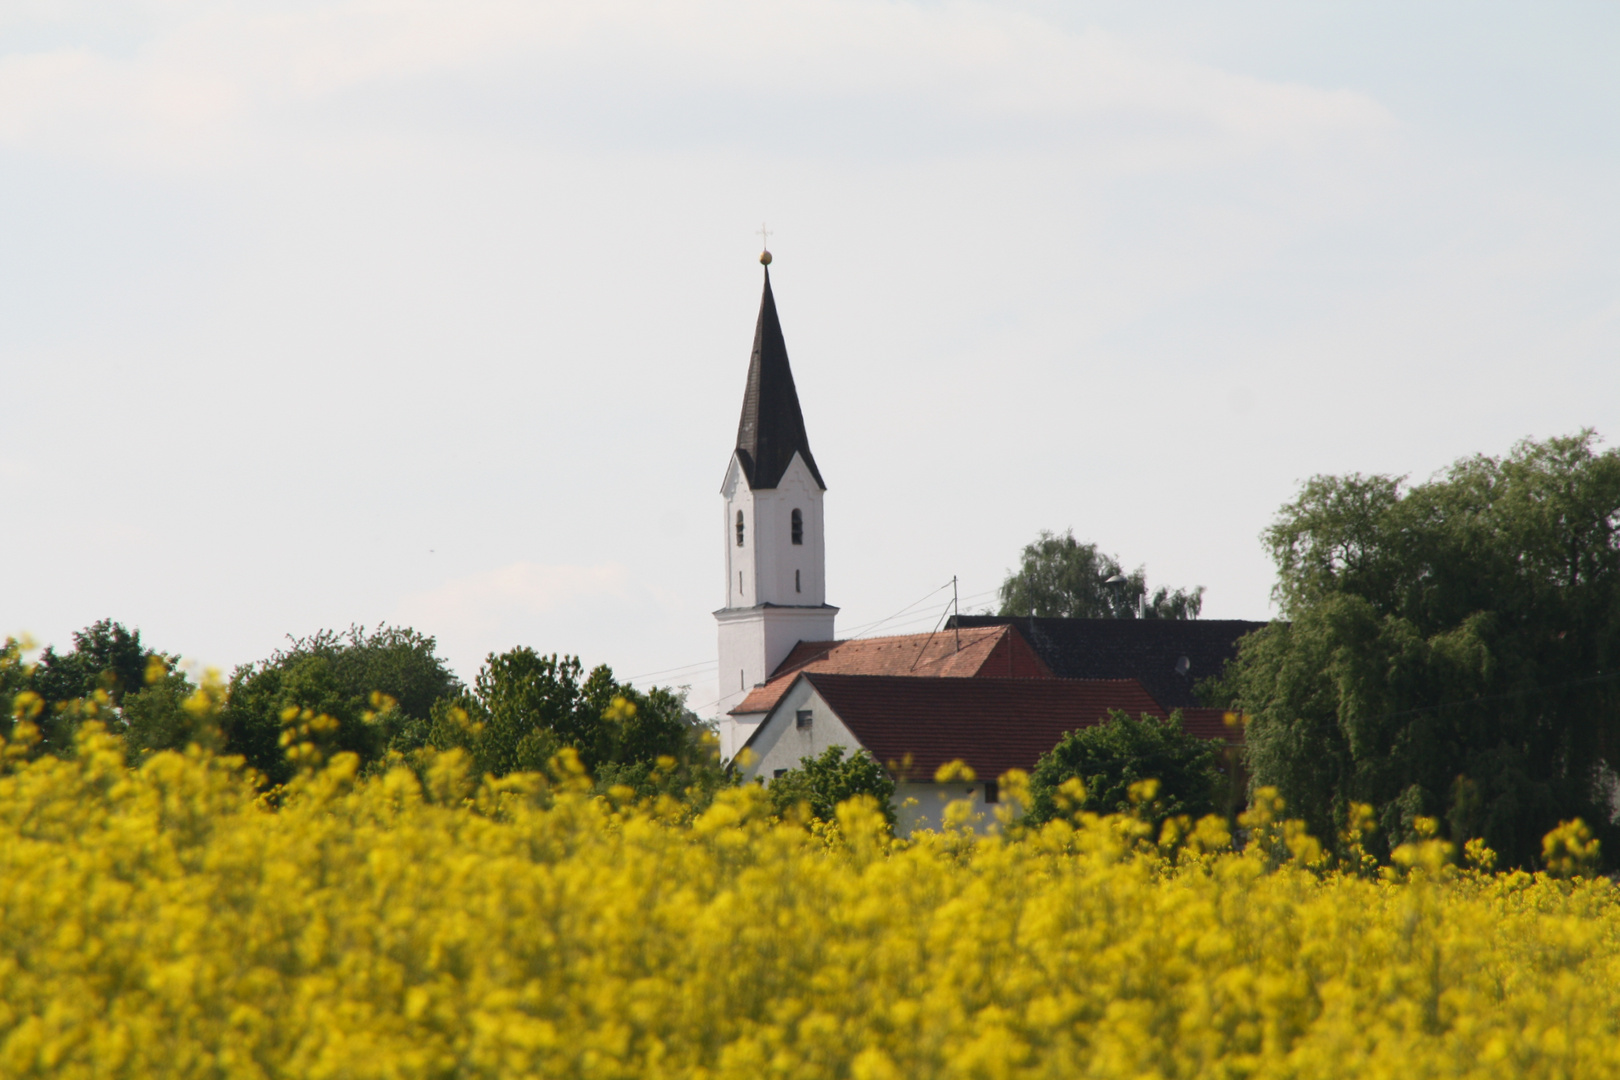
[
  {"left": 735, "top": 677, "right": 1016, "bottom": 837},
  {"left": 720, "top": 450, "right": 827, "bottom": 609},
  {"left": 734, "top": 677, "right": 855, "bottom": 775},
  {"left": 892, "top": 782, "right": 1010, "bottom": 837},
  {"left": 714, "top": 449, "right": 836, "bottom": 752}
]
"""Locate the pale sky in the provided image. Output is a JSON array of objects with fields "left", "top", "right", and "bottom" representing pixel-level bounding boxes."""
[{"left": 3, "top": 1, "right": 1617, "bottom": 716}]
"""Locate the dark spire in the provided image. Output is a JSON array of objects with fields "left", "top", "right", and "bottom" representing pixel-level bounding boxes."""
[{"left": 734, "top": 267, "right": 825, "bottom": 490}]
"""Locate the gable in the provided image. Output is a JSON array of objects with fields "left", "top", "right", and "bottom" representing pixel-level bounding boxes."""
[
  {"left": 720, "top": 454, "right": 747, "bottom": 498},
  {"left": 737, "top": 677, "right": 867, "bottom": 781},
  {"left": 772, "top": 451, "right": 820, "bottom": 496}
]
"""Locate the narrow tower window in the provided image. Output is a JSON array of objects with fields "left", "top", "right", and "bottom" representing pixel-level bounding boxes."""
[
  {"left": 736, "top": 510, "right": 745, "bottom": 546},
  {"left": 795, "top": 569, "right": 801, "bottom": 593},
  {"left": 791, "top": 508, "right": 803, "bottom": 545},
  {"left": 739, "top": 571, "right": 744, "bottom": 595}
]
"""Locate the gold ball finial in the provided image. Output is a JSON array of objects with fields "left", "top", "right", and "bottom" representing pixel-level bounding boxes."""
[{"left": 760, "top": 249, "right": 772, "bottom": 266}]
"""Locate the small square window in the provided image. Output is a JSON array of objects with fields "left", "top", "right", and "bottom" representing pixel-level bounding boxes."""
[
  {"left": 773, "top": 769, "right": 787, "bottom": 779},
  {"left": 795, "top": 709, "right": 813, "bottom": 730},
  {"left": 983, "top": 780, "right": 999, "bottom": 804}
]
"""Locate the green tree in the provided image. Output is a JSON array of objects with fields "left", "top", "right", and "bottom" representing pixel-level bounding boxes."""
[
  {"left": 1025, "top": 710, "right": 1220, "bottom": 832},
  {"left": 10, "top": 620, "right": 178, "bottom": 756},
  {"left": 29, "top": 619, "right": 158, "bottom": 708},
  {"left": 1209, "top": 431, "right": 1620, "bottom": 868},
  {"left": 766, "top": 745, "right": 897, "bottom": 826},
  {"left": 435, "top": 650, "right": 612, "bottom": 776},
  {"left": 429, "top": 647, "right": 722, "bottom": 799},
  {"left": 121, "top": 666, "right": 207, "bottom": 762},
  {"left": 271, "top": 625, "right": 462, "bottom": 753},
  {"left": 998, "top": 530, "right": 1204, "bottom": 619},
  {"left": 221, "top": 625, "right": 462, "bottom": 785},
  {"left": 1, "top": 637, "right": 33, "bottom": 734}
]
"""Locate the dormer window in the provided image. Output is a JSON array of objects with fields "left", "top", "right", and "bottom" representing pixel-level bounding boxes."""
[
  {"left": 736, "top": 510, "right": 745, "bottom": 546},
  {"left": 791, "top": 508, "right": 803, "bottom": 545}
]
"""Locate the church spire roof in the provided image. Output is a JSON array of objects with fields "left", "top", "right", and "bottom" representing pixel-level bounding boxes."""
[{"left": 734, "top": 266, "right": 825, "bottom": 490}]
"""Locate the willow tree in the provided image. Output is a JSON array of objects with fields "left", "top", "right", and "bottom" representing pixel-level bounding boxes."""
[
  {"left": 998, "top": 530, "right": 1204, "bottom": 619},
  {"left": 1212, "top": 432, "right": 1620, "bottom": 868}
]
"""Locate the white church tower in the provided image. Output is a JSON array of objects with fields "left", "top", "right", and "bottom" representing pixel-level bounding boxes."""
[{"left": 714, "top": 252, "right": 836, "bottom": 758}]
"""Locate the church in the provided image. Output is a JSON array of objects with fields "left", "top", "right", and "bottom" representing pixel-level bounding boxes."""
[{"left": 713, "top": 251, "right": 1259, "bottom": 832}]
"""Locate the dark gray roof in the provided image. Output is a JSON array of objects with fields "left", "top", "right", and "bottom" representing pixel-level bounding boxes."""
[
  {"left": 733, "top": 268, "right": 825, "bottom": 491},
  {"left": 946, "top": 615, "right": 1271, "bottom": 709}
]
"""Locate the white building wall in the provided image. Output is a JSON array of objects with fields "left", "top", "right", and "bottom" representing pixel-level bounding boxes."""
[
  {"left": 721, "top": 460, "right": 756, "bottom": 609},
  {"left": 720, "top": 711, "right": 766, "bottom": 764},
  {"left": 715, "top": 605, "right": 764, "bottom": 714},
  {"left": 721, "top": 453, "right": 825, "bottom": 608},
  {"left": 714, "top": 603, "right": 836, "bottom": 749},
  {"left": 737, "top": 682, "right": 862, "bottom": 778},
  {"left": 714, "top": 451, "right": 834, "bottom": 729},
  {"left": 749, "top": 456, "right": 826, "bottom": 606},
  {"left": 738, "top": 682, "right": 1018, "bottom": 837},
  {"left": 893, "top": 782, "right": 1012, "bottom": 838}
]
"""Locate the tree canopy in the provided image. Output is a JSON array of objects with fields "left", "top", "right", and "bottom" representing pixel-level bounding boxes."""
[
  {"left": 220, "top": 625, "right": 463, "bottom": 786},
  {"left": 5, "top": 621, "right": 725, "bottom": 805},
  {"left": 4, "top": 620, "right": 181, "bottom": 756},
  {"left": 1209, "top": 431, "right": 1620, "bottom": 868},
  {"left": 427, "top": 647, "right": 724, "bottom": 802},
  {"left": 1026, "top": 710, "right": 1222, "bottom": 833},
  {"left": 998, "top": 530, "right": 1204, "bottom": 619}
]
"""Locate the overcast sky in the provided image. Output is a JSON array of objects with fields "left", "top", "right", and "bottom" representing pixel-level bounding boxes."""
[{"left": 3, "top": 1, "right": 1617, "bottom": 714}]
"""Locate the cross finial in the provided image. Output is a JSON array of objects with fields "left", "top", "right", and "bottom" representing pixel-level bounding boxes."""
[{"left": 758, "top": 222, "right": 773, "bottom": 265}]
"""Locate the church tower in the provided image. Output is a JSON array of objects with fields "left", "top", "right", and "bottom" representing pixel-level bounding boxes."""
[{"left": 714, "top": 254, "right": 836, "bottom": 754}]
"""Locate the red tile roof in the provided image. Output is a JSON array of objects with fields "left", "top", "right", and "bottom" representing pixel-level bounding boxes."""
[
  {"left": 786, "top": 673, "right": 1168, "bottom": 781},
  {"left": 1177, "top": 707, "right": 1246, "bottom": 746},
  {"left": 730, "top": 625, "right": 1051, "bottom": 716}
]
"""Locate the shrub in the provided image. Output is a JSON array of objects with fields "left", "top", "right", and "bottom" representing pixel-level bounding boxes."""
[
  {"left": 1026, "top": 708, "right": 1220, "bottom": 832},
  {"left": 765, "top": 744, "right": 896, "bottom": 825}
]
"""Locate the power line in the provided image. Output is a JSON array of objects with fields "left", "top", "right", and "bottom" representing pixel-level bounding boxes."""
[
  {"left": 850, "top": 588, "right": 998, "bottom": 637},
  {"left": 625, "top": 658, "right": 718, "bottom": 682},
  {"left": 840, "top": 579, "right": 955, "bottom": 638},
  {"left": 846, "top": 585, "right": 998, "bottom": 639}
]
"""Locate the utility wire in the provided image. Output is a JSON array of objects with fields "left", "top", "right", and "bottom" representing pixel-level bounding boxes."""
[
  {"left": 849, "top": 588, "right": 998, "bottom": 638},
  {"left": 626, "top": 658, "right": 719, "bottom": 682},
  {"left": 843, "top": 580, "right": 956, "bottom": 638}
]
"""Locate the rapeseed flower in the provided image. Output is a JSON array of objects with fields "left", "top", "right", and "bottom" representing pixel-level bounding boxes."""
[{"left": 0, "top": 721, "right": 1617, "bottom": 1078}]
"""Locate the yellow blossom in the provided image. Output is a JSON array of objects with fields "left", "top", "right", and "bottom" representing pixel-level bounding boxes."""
[{"left": 0, "top": 727, "right": 1614, "bottom": 1078}]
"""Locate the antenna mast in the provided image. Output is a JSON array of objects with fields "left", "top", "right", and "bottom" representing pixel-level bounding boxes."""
[{"left": 952, "top": 575, "right": 961, "bottom": 652}]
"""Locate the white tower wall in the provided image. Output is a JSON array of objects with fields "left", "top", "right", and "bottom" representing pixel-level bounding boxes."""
[
  {"left": 722, "top": 453, "right": 826, "bottom": 609},
  {"left": 714, "top": 451, "right": 835, "bottom": 749}
]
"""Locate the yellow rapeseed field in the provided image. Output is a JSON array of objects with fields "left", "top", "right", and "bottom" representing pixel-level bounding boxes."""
[{"left": 1, "top": 713, "right": 1618, "bottom": 1079}]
